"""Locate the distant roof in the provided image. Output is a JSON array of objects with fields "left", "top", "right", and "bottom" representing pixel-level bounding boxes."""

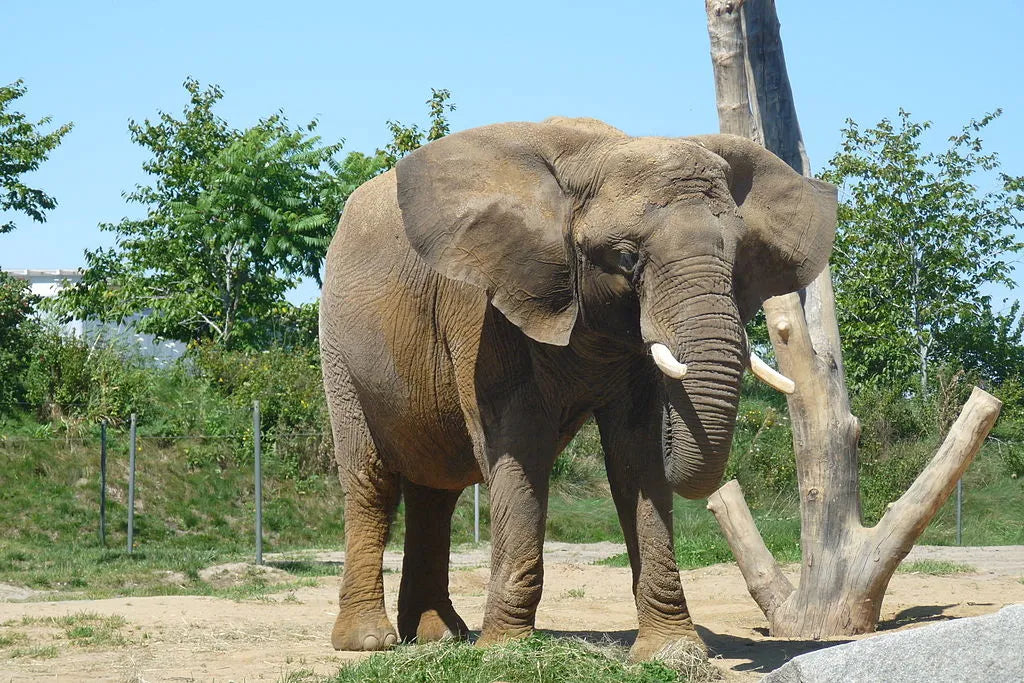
[{"left": 4, "top": 269, "right": 82, "bottom": 278}]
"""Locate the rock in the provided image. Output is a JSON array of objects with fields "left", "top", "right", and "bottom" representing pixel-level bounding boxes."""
[
  {"left": 763, "top": 604, "right": 1024, "bottom": 683},
  {"left": 198, "top": 562, "right": 293, "bottom": 589}
]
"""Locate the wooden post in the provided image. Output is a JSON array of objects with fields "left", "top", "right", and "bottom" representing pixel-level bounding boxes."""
[{"left": 704, "top": 0, "right": 1003, "bottom": 637}]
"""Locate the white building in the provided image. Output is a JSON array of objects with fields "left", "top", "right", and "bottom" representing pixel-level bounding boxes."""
[{"left": 5, "top": 268, "right": 186, "bottom": 364}]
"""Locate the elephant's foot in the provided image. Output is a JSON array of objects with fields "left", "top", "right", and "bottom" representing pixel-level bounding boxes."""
[
  {"left": 331, "top": 610, "right": 398, "bottom": 651},
  {"left": 398, "top": 605, "right": 469, "bottom": 643},
  {"left": 628, "top": 625, "right": 707, "bottom": 663},
  {"left": 475, "top": 624, "right": 533, "bottom": 648}
]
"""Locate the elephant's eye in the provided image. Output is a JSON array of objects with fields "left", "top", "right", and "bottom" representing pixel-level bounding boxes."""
[{"left": 617, "top": 250, "right": 639, "bottom": 274}]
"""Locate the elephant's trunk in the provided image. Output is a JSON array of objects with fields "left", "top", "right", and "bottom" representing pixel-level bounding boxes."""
[
  {"left": 641, "top": 260, "right": 745, "bottom": 499},
  {"left": 660, "top": 353, "right": 743, "bottom": 498}
]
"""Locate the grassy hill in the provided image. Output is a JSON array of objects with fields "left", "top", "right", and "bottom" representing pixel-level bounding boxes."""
[{"left": 1, "top": 377, "right": 1020, "bottom": 600}]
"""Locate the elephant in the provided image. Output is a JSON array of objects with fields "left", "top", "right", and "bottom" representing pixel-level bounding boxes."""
[{"left": 318, "top": 116, "right": 836, "bottom": 659}]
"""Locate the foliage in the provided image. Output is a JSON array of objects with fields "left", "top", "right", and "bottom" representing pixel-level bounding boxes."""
[
  {"left": 0, "top": 272, "right": 40, "bottom": 411},
  {"left": 335, "top": 150, "right": 388, "bottom": 205},
  {"left": 0, "top": 80, "right": 73, "bottom": 233},
  {"left": 989, "top": 375, "right": 1024, "bottom": 477},
  {"left": 377, "top": 88, "right": 455, "bottom": 169},
  {"left": 13, "top": 325, "right": 151, "bottom": 427},
  {"left": 191, "top": 343, "right": 330, "bottom": 476},
  {"left": 325, "top": 87, "right": 456, "bottom": 219},
  {"left": 937, "top": 302, "right": 1024, "bottom": 385},
  {"left": 56, "top": 78, "right": 344, "bottom": 349},
  {"left": 328, "top": 633, "right": 706, "bottom": 683},
  {"left": 724, "top": 378, "right": 795, "bottom": 501},
  {"left": 822, "top": 109, "right": 1024, "bottom": 394}
]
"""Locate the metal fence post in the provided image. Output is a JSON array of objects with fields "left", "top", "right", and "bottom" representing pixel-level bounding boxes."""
[
  {"left": 99, "top": 421, "right": 107, "bottom": 547},
  {"left": 474, "top": 483, "right": 480, "bottom": 544},
  {"left": 956, "top": 477, "right": 963, "bottom": 546},
  {"left": 254, "top": 401, "right": 263, "bottom": 565},
  {"left": 127, "top": 413, "right": 136, "bottom": 553}
]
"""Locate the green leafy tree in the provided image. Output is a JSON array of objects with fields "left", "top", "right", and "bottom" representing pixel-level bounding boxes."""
[
  {"left": 822, "top": 109, "right": 1024, "bottom": 393},
  {"left": 0, "top": 80, "right": 73, "bottom": 233},
  {"left": 59, "top": 79, "right": 344, "bottom": 349},
  {"left": 329, "top": 87, "right": 456, "bottom": 213},
  {"left": 377, "top": 88, "right": 455, "bottom": 169},
  {"left": 936, "top": 301, "right": 1024, "bottom": 384},
  {"left": 0, "top": 272, "right": 41, "bottom": 411}
]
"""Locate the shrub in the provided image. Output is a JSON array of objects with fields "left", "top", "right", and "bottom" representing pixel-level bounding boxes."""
[
  {"left": 725, "top": 381, "right": 796, "bottom": 502},
  {"left": 192, "top": 343, "right": 331, "bottom": 476},
  {"left": 0, "top": 272, "right": 41, "bottom": 413},
  {"left": 21, "top": 326, "right": 151, "bottom": 427}
]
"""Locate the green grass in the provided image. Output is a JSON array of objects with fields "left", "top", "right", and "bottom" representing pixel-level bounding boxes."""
[
  {"left": 917, "top": 448, "right": 1024, "bottom": 546},
  {"left": 322, "top": 633, "right": 716, "bottom": 683},
  {"left": 0, "top": 542, "right": 323, "bottom": 600},
  {"left": 0, "top": 435, "right": 347, "bottom": 599},
  {"left": 598, "top": 496, "right": 802, "bottom": 570},
  {"left": 1, "top": 394, "right": 1021, "bottom": 603},
  {"left": 897, "top": 560, "right": 975, "bottom": 575}
]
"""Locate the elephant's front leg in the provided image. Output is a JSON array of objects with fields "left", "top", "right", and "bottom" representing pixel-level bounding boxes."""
[
  {"left": 475, "top": 417, "right": 556, "bottom": 645},
  {"left": 595, "top": 403, "right": 705, "bottom": 661}
]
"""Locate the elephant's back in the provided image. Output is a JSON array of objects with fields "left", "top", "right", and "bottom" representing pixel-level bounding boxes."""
[{"left": 320, "top": 171, "right": 482, "bottom": 488}]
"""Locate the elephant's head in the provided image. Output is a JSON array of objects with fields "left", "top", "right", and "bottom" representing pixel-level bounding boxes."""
[{"left": 396, "top": 118, "right": 836, "bottom": 498}]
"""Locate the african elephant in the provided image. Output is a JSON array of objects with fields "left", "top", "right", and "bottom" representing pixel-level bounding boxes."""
[{"left": 319, "top": 117, "right": 836, "bottom": 659}]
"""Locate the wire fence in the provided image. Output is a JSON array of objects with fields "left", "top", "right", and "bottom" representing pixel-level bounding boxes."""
[
  {"left": 1, "top": 403, "right": 487, "bottom": 561},
  {"left": 3, "top": 401, "right": 976, "bottom": 556}
]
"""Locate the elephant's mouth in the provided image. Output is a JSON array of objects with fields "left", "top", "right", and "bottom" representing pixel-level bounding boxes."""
[{"left": 661, "top": 400, "right": 676, "bottom": 470}]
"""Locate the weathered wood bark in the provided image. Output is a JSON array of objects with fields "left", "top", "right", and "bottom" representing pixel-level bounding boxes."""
[{"left": 704, "top": 0, "right": 1004, "bottom": 638}]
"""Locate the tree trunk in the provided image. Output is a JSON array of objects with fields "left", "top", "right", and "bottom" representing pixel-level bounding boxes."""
[{"left": 704, "top": 0, "right": 1003, "bottom": 638}]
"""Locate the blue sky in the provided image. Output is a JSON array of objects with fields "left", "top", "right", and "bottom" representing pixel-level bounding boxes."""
[{"left": 3, "top": 0, "right": 1022, "bottom": 306}]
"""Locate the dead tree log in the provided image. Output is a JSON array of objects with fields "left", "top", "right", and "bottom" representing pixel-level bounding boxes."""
[{"left": 704, "top": 0, "right": 1003, "bottom": 638}]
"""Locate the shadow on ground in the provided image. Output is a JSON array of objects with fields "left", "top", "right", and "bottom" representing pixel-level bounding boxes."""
[
  {"left": 876, "top": 603, "right": 976, "bottom": 631},
  {"left": 696, "top": 626, "right": 849, "bottom": 674}
]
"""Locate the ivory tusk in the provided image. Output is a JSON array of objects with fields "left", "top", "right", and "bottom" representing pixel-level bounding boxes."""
[
  {"left": 749, "top": 352, "right": 796, "bottom": 394},
  {"left": 650, "top": 343, "right": 688, "bottom": 379}
]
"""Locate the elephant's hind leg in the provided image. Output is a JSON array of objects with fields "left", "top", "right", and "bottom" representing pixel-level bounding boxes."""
[
  {"left": 327, "top": 365, "right": 400, "bottom": 651},
  {"left": 397, "top": 481, "right": 469, "bottom": 642}
]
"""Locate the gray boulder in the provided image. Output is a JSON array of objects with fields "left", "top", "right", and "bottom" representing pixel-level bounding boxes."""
[{"left": 763, "top": 604, "right": 1024, "bottom": 683}]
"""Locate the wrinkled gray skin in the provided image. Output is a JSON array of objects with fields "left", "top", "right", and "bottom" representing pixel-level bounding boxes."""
[{"left": 319, "top": 117, "right": 836, "bottom": 659}]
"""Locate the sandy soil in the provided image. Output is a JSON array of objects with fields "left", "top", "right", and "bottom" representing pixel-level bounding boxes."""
[{"left": 1, "top": 543, "right": 1022, "bottom": 682}]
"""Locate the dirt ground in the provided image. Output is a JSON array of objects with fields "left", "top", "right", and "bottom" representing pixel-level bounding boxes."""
[{"left": 2, "top": 543, "right": 1023, "bottom": 682}]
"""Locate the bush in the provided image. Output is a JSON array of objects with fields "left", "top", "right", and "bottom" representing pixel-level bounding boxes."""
[
  {"left": 0, "top": 272, "right": 40, "bottom": 413},
  {"left": 725, "top": 379, "right": 796, "bottom": 503},
  {"left": 21, "top": 326, "right": 152, "bottom": 428},
  {"left": 191, "top": 343, "right": 331, "bottom": 476}
]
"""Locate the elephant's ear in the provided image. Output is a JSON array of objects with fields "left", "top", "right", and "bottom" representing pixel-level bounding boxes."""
[
  {"left": 396, "top": 122, "right": 577, "bottom": 346},
  {"left": 689, "top": 134, "right": 838, "bottom": 321}
]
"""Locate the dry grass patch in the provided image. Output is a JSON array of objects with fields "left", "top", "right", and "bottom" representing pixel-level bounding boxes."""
[{"left": 0, "top": 611, "right": 142, "bottom": 659}]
